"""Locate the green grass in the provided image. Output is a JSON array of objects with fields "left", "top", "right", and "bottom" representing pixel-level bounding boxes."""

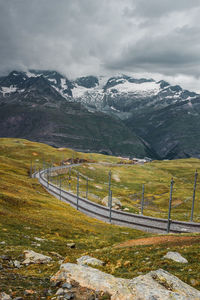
[
  {"left": 0, "top": 138, "right": 148, "bottom": 298},
  {"left": 55, "top": 159, "right": 200, "bottom": 222},
  {"left": 0, "top": 138, "right": 200, "bottom": 298}
]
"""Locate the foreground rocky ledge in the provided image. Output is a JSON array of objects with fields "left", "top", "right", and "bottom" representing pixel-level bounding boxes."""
[{"left": 51, "top": 263, "right": 200, "bottom": 300}]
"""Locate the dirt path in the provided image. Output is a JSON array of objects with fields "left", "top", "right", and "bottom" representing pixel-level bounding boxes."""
[{"left": 115, "top": 235, "right": 200, "bottom": 248}]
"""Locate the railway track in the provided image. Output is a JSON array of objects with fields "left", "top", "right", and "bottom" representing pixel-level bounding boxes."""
[{"left": 35, "top": 165, "right": 200, "bottom": 234}]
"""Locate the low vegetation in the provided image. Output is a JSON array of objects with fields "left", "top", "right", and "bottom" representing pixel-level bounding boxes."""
[
  {"left": 52, "top": 159, "right": 200, "bottom": 222},
  {"left": 0, "top": 138, "right": 199, "bottom": 298}
]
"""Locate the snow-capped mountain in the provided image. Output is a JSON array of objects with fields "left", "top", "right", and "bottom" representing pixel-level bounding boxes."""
[
  {"left": 69, "top": 74, "right": 198, "bottom": 120},
  {"left": 1, "top": 69, "right": 200, "bottom": 159},
  {"left": 0, "top": 70, "right": 153, "bottom": 158},
  {"left": 1, "top": 71, "right": 197, "bottom": 117}
]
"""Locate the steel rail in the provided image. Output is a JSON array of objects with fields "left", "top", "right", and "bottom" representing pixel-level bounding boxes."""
[{"left": 34, "top": 166, "right": 200, "bottom": 234}]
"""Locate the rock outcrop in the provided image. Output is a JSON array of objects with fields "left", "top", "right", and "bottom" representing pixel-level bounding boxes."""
[{"left": 51, "top": 263, "right": 200, "bottom": 300}]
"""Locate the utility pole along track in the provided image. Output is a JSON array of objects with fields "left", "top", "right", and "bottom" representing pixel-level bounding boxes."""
[{"left": 35, "top": 165, "right": 200, "bottom": 234}]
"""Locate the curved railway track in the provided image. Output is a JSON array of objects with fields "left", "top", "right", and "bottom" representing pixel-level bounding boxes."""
[{"left": 35, "top": 165, "right": 200, "bottom": 234}]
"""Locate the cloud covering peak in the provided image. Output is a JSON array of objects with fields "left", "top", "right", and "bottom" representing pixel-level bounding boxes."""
[{"left": 1, "top": 0, "right": 200, "bottom": 91}]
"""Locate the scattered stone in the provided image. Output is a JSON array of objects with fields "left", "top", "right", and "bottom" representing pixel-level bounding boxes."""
[
  {"left": 95, "top": 185, "right": 103, "bottom": 190},
  {"left": 62, "top": 283, "right": 72, "bottom": 289},
  {"left": 56, "top": 288, "right": 64, "bottom": 295},
  {"left": 0, "top": 241, "right": 6, "bottom": 245},
  {"left": 113, "top": 174, "right": 120, "bottom": 182},
  {"left": 113, "top": 205, "right": 121, "bottom": 210},
  {"left": 50, "top": 252, "right": 63, "bottom": 259},
  {"left": 123, "top": 208, "right": 129, "bottom": 211},
  {"left": 77, "top": 255, "right": 104, "bottom": 267},
  {"left": 0, "top": 263, "right": 3, "bottom": 270},
  {"left": 0, "top": 292, "right": 12, "bottom": 300},
  {"left": 63, "top": 292, "right": 74, "bottom": 299},
  {"left": 22, "top": 250, "right": 52, "bottom": 265},
  {"left": 24, "top": 290, "right": 36, "bottom": 295},
  {"left": 67, "top": 243, "right": 75, "bottom": 249},
  {"left": 0, "top": 255, "right": 10, "bottom": 260},
  {"left": 163, "top": 251, "right": 188, "bottom": 263},
  {"left": 24, "top": 289, "right": 35, "bottom": 295},
  {"left": 13, "top": 297, "right": 23, "bottom": 300},
  {"left": 31, "top": 242, "right": 41, "bottom": 247},
  {"left": 51, "top": 264, "right": 200, "bottom": 300},
  {"left": 8, "top": 260, "right": 14, "bottom": 267},
  {"left": 51, "top": 281, "right": 61, "bottom": 287},
  {"left": 34, "top": 237, "right": 45, "bottom": 241},
  {"left": 102, "top": 196, "right": 122, "bottom": 208},
  {"left": 13, "top": 260, "right": 21, "bottom": 268}
]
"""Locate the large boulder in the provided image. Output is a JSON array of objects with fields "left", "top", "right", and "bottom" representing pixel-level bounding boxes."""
[
  {"left": 22, "top": 250, "right": 52, "bottom": 265},
  {"left": 51, "top": 263, "right": 200, "bottom": 300}
]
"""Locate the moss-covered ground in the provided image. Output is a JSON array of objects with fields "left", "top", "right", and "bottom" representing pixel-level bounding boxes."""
[{"left": 0, "top": 138, "right": 199, "bottom": 298}]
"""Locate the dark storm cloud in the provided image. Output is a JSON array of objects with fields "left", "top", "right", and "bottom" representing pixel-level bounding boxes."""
[
  {"left": 0, "top": 0, "right": 113, "bottom": 75},
  {"left": 107, "top": 25, "right": 200, "bottom": 76},
  {"left": 0, "top": 0, "right": 200, "bottom": 91},
  {"left": 123, "top": 0, "right": 200, "bottom": 19}
]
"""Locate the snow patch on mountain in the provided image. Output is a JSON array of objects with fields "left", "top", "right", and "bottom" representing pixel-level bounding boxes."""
[
  {"left": 72, "top": 76, "right": 106, "bottom": 99},
  {"left": 72, "top": 85, "right": 90, "bottom": 98},
  {"left": 26, "top": 71, "right": 40, "bottom": 78},
  {"left": 48, "top": 78, "right": 57, "bottom": 84},
  {"left": 1, "top": 86, "right": 17, "bottom": 96},
  {"left": 60, "top": 78, "right": 67, "bottom": 90},
  {"left": 107, "top": 80, "right": 160, "bottom": 96}
]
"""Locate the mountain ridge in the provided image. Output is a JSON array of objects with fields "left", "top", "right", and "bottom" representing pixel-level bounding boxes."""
[
  {"left": 0, "top": 70, "right": 154, "bottom": 158},
  {"left": 1, "top": 69, "right": 200, "bottom": 159}
]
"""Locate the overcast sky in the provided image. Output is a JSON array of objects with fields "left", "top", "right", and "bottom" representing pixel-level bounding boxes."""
[{"left": 1, "top": 0, "right": 200, "bottom": 92}]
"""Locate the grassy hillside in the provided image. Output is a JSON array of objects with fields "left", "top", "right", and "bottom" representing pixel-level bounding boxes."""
[
  {"left": 53, "top": 159, "right": 200, "bottom": 222},
  {"left": 0, "top": 138, "right": 199, "bottom": 298}
]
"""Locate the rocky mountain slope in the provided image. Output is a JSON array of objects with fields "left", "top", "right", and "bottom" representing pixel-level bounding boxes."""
[
  {"left": 0, "top": 71, "right": 152, "bottom": 158},
  {"left": 1, "top": 70, "right": 200, "bottom": 159},
  {"left": 69, "top": 73, "right": 200, "bottom": 159}
]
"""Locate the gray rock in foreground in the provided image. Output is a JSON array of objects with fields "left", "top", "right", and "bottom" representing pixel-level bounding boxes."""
[
  {"left": 51, "top": 263, "right": 200, "bottom": 300},
  {"left": 163, "top": 251, "right": 188, "bottom": 263},
  {"left": 77, "top": 255, "right": 104, "bottom": 267}
]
